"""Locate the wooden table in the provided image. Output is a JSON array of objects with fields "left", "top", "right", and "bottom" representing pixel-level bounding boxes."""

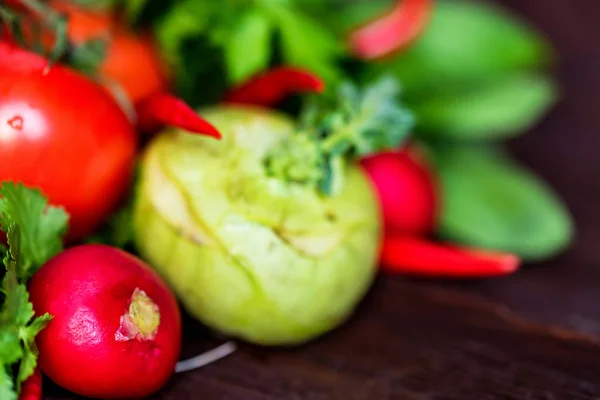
[{"left": 46, "top": 0, "right": 600, "bottom": 398}]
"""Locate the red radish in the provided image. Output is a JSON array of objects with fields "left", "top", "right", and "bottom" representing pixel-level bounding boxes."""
[
  {"left": 28, "top": 245, "right": 182, "bottom": 399},
  {"left": 19, "top": 369, "right": 43, "bottom": 400},
  {"left": 360, "top": 148, "right": 439, "bottom": 235}
]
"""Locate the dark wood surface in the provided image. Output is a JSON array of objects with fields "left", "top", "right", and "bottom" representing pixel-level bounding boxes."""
[{"left": 45, "top": 1, "right": 600, "bottom": 399}]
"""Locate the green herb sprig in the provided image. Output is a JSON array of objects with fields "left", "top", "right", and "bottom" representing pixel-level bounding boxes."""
[
  {"left": 265, "top": 76, "right": 414, "bottom": 195},
  {"left": 0, "top": 183, "right": 69, "bottom": 400}
]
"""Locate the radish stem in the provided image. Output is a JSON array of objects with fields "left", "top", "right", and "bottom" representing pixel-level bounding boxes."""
[{"left": 175, "top": 342, "right": 237, "bottom": 373}]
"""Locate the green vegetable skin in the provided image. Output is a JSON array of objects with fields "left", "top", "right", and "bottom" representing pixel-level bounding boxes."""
[{"left": 133, "top": 106, "right": 382, "bottom": 345}]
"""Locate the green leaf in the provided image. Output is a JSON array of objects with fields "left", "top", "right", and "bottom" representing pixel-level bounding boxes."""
[
  {"left": 0, "top": 187, "right": 58, "bottom": 399},
  {"left": 0, "top": 332, "right": 22, "bottom": 366},
  {"left": 25, "top": 314, "right": 52, "bottom": 340},
  {"left": 0, "top": 366, "right": 16, "bottom": 400},
  {"left": 153, "top": 1, "right": 213, "bottom": 67},
  {"left": 0, "top": 182, "right": 69, "bottom": 279},
  {"left": 16, "top": 343, "right": 36, "bottom": 387},
  {"left": 432, "top": 145, "right": 574, "bottom": 261},
  {"left": 0, "top": 228, "right": 34, "bottom": 328},
  {"left": 85, "top": 199, "right": 135, "bottom": 249},
  {"left": 411, "top": 73, "right": 558, "bottom": 140},
  {"left": 122, "top": 0, "right": 150, "bottom": 21},
  {"left": 297, "top": 0, "right": 394, "bottom": 35},
  {"left": 264, "top": 1, "right": 344, "bottom": 84},
  {"left": 367, "top": 0, "right": 553, "bottom": 97},
  {"left": 225, "top": 9, "right": 273, "bottom": 84},
  {"left": 67, "top": 38, "right": 109, "bottom": 78},
  {"left": 16, "top": 312, "right": 50, "bottom": 387}
]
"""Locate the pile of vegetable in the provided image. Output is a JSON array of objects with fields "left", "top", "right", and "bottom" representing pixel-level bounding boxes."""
[{"left": 0, "top": 0, "right": 573, "bottom": 398}]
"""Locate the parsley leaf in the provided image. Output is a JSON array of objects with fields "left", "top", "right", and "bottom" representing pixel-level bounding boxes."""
[
  {"left": 0, "top": 225, "right": 53, "bottom": 399},
  {"left": 225, "top": 8, "right": 273, "bottom": 84},
  {"left": 0, "top": 366, "right": 15, "bottom": 400},
  {"left": 261, "top": 1, "right": 344, "bottom": 84},
  {"left": 0, "top": 183, "right": 67, "bottom": 399},
  {"left": 0, "top": 182, "right": 69, "bottom": 280}
]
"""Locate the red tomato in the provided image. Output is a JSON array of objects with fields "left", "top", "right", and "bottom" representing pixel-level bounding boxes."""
[
  {"left": 0, "top": 42, "right": 137, "bottom": 242},
  {"left": 52, "top": 1, "right": 169, "bottom": 103}
]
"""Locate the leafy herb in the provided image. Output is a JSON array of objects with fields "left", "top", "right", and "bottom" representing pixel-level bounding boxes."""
[
  {"left": 362, "top": 0, "right": 557, "bottom": 141},
  {"left": 130, "top": 0, "right": 345, "bottom": 105},
  {"left": 0, "top": 183, "right": 69, "bottom": 281},
  {"left": 0, "top": 182, "right": 69, "bottom": 400},
  {"left": 265, "top": 76, "right": 414, "bottom": 195},
  {"left": 366, "top": 0, "right": 554, "bottom": 99},
  {"left": 296, "top": 0, "right": 395, "bottom": 36},
  {"left": 430, "top": 144, "right": 574, "bottom": 261},
  {"left": 411, "top": 73, "right": 558, "bottom": 140}
]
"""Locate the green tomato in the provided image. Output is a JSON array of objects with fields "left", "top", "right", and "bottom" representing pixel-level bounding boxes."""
[{"left": 132, "top": 105, "right": 381, "bottom": 345}]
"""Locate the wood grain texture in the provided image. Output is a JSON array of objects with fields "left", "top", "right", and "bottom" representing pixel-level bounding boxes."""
[{"left": 44, "top": 0, "right": 600, "bottom": 399}]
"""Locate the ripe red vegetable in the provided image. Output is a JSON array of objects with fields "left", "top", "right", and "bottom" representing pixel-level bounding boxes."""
[
  {"left": 19, "top": 369, "right": 43, "bottom": 400},
  {"left": 360, "top": 149, "right": 439, "bottom": 235},
  {"left": 380, "top": 236, "right": 521, "bottom": 278},
  {"left": 349, "top": 0, "right": 432, "bottom": 60},
  {"left": 136, "top": 92, "right": 222, "bottom": 138},
  {"left": 51, "top": 0, "right": 169, "bottom": 104},
  {"left": 224, "top": 66, "right": 326, "bottom": 107},
  {"left": 0, "top": 42, "right": 137, "bottom": 242},
  {"left": 28, "top": 244, "right": 182, "bottom": 399}
]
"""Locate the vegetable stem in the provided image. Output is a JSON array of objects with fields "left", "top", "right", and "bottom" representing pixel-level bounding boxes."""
[
  {"left": 175, "top": 342, "right": 237, "bottom": 374},
  {"left": 263, "top": 76, "right": 414, "bottom": 195},
  {"left": 9, "top": 0, "right": 70, "bottom": 63}
]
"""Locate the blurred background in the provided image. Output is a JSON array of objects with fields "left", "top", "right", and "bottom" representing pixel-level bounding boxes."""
[{"left": 446, "top": 0, "right": 600, "bottom": 335}]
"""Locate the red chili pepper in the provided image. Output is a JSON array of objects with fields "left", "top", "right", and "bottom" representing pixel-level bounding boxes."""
[
  {"left": 19, "top": 369, "right": 43, "bottom": 400},
  {"left": 135, "top": 92, "right": 222, "bottom": 139},
  {"left": 349, "top": 0, "right": 433, "bottom": 60},
  {"left": 380, "top": 236, "right": 520, "bottom": 278},
  {"left": 223, "top": 66, "right": 326, "bottom": 108}
]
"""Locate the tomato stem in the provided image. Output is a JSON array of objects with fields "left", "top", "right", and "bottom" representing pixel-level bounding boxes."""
[
  {"left": 223, "top": 66, "right": 325, "bottom": 108},
  {"left": 3, "top": 0, "right": 70, "bottom": 63}
]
